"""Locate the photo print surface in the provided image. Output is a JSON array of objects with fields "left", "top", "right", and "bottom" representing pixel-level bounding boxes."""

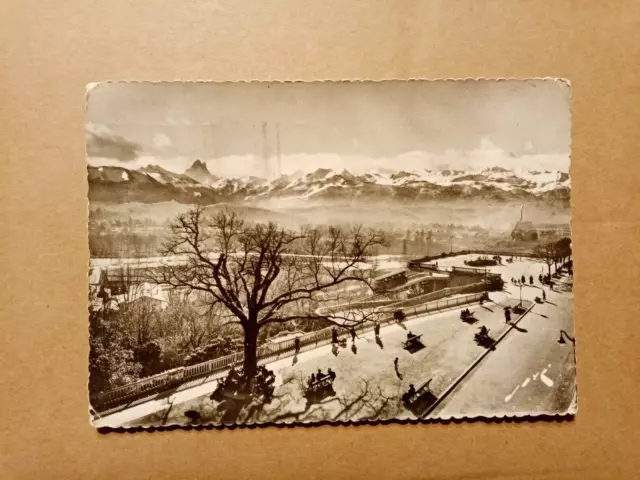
[{"left": 87, "top": 79, "right": 575, "bottom": 429}]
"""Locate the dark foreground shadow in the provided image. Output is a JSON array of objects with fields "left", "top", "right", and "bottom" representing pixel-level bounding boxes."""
[
  {"left": 510, "top": 324, "right": 528, "bottom": 333},
  {"left": 184, "top": 410, "right": 201, "bottom": 424},
  {"left": 403, "top": 379, "right": 438, "bottom": 417},
  {"left": 153, "top": 385, "right": 179, "bottom": 402},
  {"left": 474, "top": 333, "right": 497, "bottom": 350},
  {"left": 305, "top": 385, "right": 337, "bottom": 408},
  {"left": 404, "top": 341, "right": 426, "bottom": 354},
  {"left": 99, "top": 412, "right": 575, "bottom": 434}
]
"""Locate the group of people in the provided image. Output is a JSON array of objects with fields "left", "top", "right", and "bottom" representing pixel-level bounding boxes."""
[
  {"left": 511, "top": 274, "right": 534, "bottom": 285},
  {"left": 308, "top": 368, "right": 336, "bottom": 387},
  {"left": 460, "top": 307, "right": 473, "bottom": 320},
  {"left": 254, "top": 365, "right": 276, "bottom": 399},
  {"left": 511, "top": 273, "right": 552, "bottom": 287},
  {"left": 214, "top": 364, "right": 276, "bottom": 399},
  {"left": 331, "top": 326, "right": 359, "bottom": 345},
  {"left": 218, "top": 366, "right": 246, "bottom": 394}
]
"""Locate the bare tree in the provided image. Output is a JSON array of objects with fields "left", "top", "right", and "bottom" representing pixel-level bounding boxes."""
[
  {"left": 534, "top": 242, "right": 556, "bottom": 277},
  {"left": 162, "top": 290, "right": 223, "bottom": 351},
  {"left": 112, "top": 265, "right": 156, "bottom": 346},
  {"left": 153, "top": 206, "right": 387, "bottom": 378}
]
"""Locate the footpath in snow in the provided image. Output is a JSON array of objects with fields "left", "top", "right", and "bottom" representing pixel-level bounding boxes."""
[{"left": 118, "top": 294, "right": 529, "bottom": 427}]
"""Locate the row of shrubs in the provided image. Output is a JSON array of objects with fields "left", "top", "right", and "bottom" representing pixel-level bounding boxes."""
[{"left": 182, "top": 337, "right": 245, "bottom": 366}]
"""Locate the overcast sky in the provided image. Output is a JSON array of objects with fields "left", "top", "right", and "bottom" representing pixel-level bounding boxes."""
[{"left": 86, "top": 80, "right": 571, "bottom": 178}]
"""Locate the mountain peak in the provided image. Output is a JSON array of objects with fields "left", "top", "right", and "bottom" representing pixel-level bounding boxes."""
[
  {"left": 306, "top": 168, "right": 333, "bottom": 182},
  {"left": 187, "top": 159, "right": 209, "bottom": 173},
  {"left": 185, "top": 160, "right": 218, "bottom": 184}
]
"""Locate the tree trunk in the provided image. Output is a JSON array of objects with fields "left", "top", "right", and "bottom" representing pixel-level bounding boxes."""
[{"left": 243, "top": 322, "right": 259, "bottom": 379}]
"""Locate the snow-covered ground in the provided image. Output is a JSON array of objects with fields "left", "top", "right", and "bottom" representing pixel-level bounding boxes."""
[
  {"left": 93, "top": 254, "right": 567, "bottom": 428},
  {"left": 113, "top": 293, "right": 526, "bottom": 428},
  {"left": 90, "top": 253, "right": 408, "bottom": 271},
  {"left": 435, "top": 253, "right": 551, "bottom": 283}
]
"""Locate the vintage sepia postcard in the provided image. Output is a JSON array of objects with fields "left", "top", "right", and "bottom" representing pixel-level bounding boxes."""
[{"left": 87, "top": 79, "right": 575, "bottom": 429}]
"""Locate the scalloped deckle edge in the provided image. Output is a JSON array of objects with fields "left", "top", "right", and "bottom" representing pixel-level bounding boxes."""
[
  {"left": 86, "top": 77, "right": 570, "bottom": 90},
  {"left": 86, "top": 78, "right": 575, "bottom": 432}
]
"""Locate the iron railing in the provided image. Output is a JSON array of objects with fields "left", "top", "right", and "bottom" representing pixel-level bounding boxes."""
[{"left": 90, "top": 292, "right": 484, "bottom": 412}]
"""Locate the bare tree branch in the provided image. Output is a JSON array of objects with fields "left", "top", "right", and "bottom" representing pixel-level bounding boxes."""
[{"left": 147, "top": 206, "right": 388, "bottom": 377}]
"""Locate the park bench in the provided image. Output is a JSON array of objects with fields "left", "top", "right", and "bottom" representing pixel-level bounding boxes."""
[
  {"left": 402, "top": 333, "right": 423, "bottom": 350},
  {"left": 460, "top": 310, "right": 476, "bottom": 323},
  {"left": 402, "top": 379, "right": 437, "bottom": 416},
  {"left": 512, "top": 304, "right": 526, "bottom": 314},
  {"left": 307, "top": 375, "right": 335, "bottom": 393}
]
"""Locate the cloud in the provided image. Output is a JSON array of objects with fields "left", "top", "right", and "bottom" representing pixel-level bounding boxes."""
[
  {"left": 85, "top": 122, "right": 141, "bottom": 161},
  {"left": 87, "top": 137, "right": 569, "bottom": 178},
  {"left": 87, "top": 154, "right": 193, "bottom": 172},
  {"left": 152, "top": 133, "right": 172, "bottom": 149}
]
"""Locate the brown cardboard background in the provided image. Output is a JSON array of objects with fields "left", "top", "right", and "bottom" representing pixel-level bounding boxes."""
[{"left": 1, "top": 1, "right": 639, "bottom": 478}]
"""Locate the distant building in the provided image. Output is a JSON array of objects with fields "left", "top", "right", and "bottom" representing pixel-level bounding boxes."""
[
  {"left": 88, "top": 267, "right": 106, "bottom": 297},
  {"left": 509, "top": 205, "right": 569, "bottom": 242},
  {"left": 511, "top": 220, "right": 538, "bottom": 241}
]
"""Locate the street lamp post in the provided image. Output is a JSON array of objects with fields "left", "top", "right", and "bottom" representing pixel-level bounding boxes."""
[
  {"left": 484, "top": 266, "right": 488, "bottom": 296},
  {"left": 558, "top": 330, "right": 576, "bottom": 345},
  {"left": 519, "top": 283, "right": 523, "bottom": 308},
  {"left": 449, "top": 236, "right": 453, "bottom": 254}
]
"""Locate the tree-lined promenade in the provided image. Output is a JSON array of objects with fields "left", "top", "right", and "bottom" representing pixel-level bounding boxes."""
[
  {"left": 89, "top": 206, "right": 571, "bottom": 410},
  {"left": 152, "top": 207, "right": 388, "bottom": 379},
  {"left": 90, "top": 207, "right": 389, "bottom": 397}
]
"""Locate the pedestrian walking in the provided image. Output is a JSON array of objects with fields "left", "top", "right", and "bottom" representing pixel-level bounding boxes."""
[
  {"left": 374, "top": 322, "right": 380, "bottom": 337},
  {"left": 393, "top": 357, "right": 402, "bottom": 379},
  {"left": 331, "top": 326, "right": 338, "bottom": 344},
  {"left": 294, "top": 336, "right": 300, "bottom": 355},
  {"left": 542, "top": 289, "right": 546, "bottom": 301},
  {"left": 504, "top": 307, "right": 512, "bottom": 323},
  {"left": 350, "top": 327, "right": 357, "bottom": 343},
  {"left": 529, "top": 275, "right": 534, "bottom": 285},
  {"left": 521, "top": 274, "right": 526, "bottom": 284}
]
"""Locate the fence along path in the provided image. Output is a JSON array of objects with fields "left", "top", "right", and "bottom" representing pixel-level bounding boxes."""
[{"left": 90, "top": 292, "right": 484, "bottom": 413}]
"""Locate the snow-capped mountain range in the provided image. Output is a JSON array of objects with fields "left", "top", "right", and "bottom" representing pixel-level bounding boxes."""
[{"left": 88, "top": 160, "right": 571, "bottom": 208}]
